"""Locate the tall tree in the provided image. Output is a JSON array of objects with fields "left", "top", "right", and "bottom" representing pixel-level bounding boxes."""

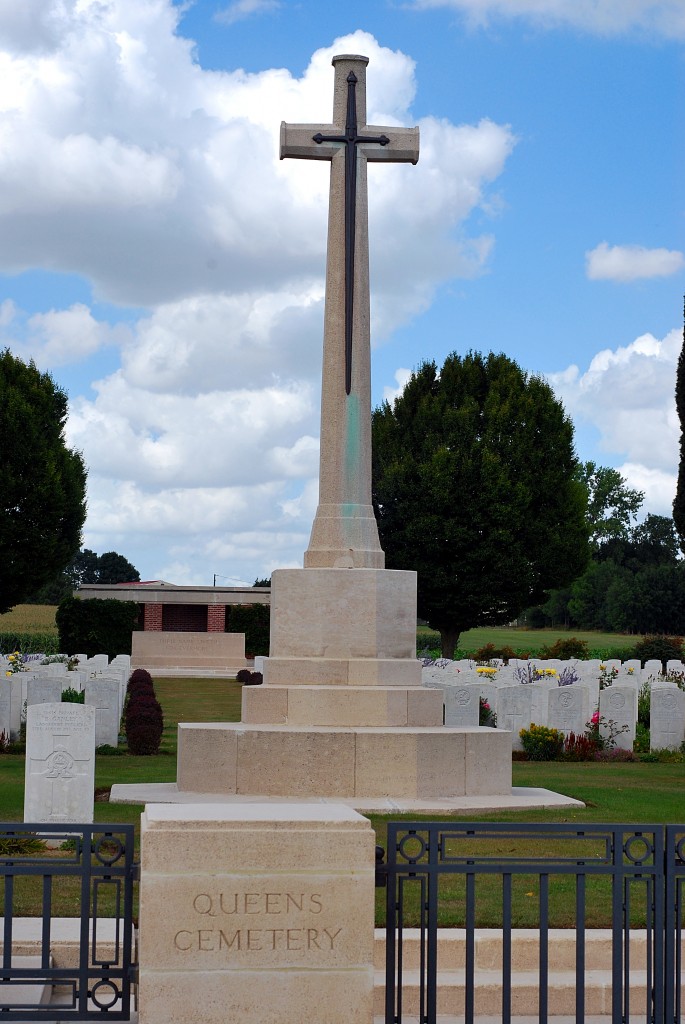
[
  {"left": 577, "top": 461, "right": 644, "bottom": 548},
  {"left": 673, "top": 297, "right": 685, "bottom": 550},
  {"left": 372, "top": 352, "right": 589, "bottom": 656},
  {"left": 0, "top": 350, "right": 87, "bottom": 613},
  {"left": 96, "top": 551, "right": 140, "bottom": 584}
]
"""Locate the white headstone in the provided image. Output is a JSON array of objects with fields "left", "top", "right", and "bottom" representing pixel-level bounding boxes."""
[
  {"left": 496, "top": 685, "right": 532, "bottom": 750},
  {"left": 444, "top": 684, "right": 480, "bottom": 728},
  {"left": 26, "top": 677, "right": 63, "bottom": 707},
  {"left": 643, "top": 660, "right": 662, "bottom": 679},
  {"left": 599, "top": 685, "right": 636, "bottom": 750},
  {"left": 650, "top": 686, "right": 685, "bottom": 751},
  {"left": 548, "top": 686, "right": 589, "bottom": 738},
  {"left": 85, "top": 678, "right": 120, "bottom": 747},
  {"left": 23, "top": 703, "right": 95, "bottom": 823}
]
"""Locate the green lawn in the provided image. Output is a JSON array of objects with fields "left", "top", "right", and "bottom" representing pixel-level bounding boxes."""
[
  {"left": 2, "top": 677, "right": 684, "bottom": 924},
  {"left": 419, "top": 624, "right": 636, "bottom": 655}
]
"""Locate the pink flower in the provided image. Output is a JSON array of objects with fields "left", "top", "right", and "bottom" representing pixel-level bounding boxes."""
[{"left": 591, "top": 710, "right": 600, "bottom": 725}]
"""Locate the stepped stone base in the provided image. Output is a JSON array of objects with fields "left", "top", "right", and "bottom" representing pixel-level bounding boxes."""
[
  {"left": 177, "top": 723, "right": 510, "bottom": 799},
  {"left": 242, "top": 684, "right": 443, "bottom": 727}
]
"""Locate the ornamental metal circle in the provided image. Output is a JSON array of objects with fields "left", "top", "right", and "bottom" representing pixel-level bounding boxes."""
[
  {"left": 623, "top": 834, "right": 653, "bottom": 865},
  {"left": 94, "top": 834, "right": 124, "bottom": 866},
  {"left": 398, "top": 832, "right": 427, "bottom": 864},
  {"left": 676, "top": 835, "right": 685, "bottom": 864},
  {"left": 91, "top": 980, "right": 120, "bottom": 1010}
]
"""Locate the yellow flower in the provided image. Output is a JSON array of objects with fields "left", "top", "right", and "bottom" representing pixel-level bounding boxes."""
[{"left": 5, "top": 671, "right": 11, "bottom": 677}]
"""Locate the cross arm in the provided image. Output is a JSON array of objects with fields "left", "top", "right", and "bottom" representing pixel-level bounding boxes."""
[
  {"left": 362, "top": 125, "right": 420, "bottom": 164},
  {"left": 280, "top": 122, "right": 339, "bottom": 160}
]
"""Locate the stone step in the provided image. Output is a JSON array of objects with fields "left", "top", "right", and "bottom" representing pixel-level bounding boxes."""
[
  {"left": 373, "top": 967, "right": 664, "bottom": 1017},
  {"left": 373, "top": 928, "right": 645, "bottom": 971},
  {"left": 0, "top": 955, "right": 53, "bottom": 1012}
]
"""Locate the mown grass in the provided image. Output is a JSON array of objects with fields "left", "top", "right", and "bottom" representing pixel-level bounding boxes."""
[
  {"left": 3, "top": 676, "right": 684, "bottom": 925},
  {"left": 418, "top": 624, "right": 637, "bottom": 655}
]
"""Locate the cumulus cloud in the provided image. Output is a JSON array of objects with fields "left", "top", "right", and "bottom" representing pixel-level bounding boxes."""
[
  {"left": 1, "top": 302, "right": 129, "bottom": 366},
  {"left": 0, "top": 7, "right": 517, "bottom": 581},
  {"left": 586, "top": 242, "right": 685, "bottom": 282},
  {"left": 548, "top": 328, "right": 681, "bottom": 516},
  {"left": 409, "top": 0, "right": 685, "bottom": 37}
]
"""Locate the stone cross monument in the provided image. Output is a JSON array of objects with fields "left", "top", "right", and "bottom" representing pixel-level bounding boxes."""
[
  {"left": 281, "top": 54, "right": 419, "bottom": 569},
  {"left": 173, "top": 54, "right": 511, "bottom": 801}
]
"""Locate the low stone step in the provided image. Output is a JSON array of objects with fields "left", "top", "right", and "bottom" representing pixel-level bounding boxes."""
[
  {"left": 373, "top": 968, "right": 657, "bottom": 1017},
  {"left": 0, "top": 955, "right": 53, "bottom": 1012},
  {"left": 374, "top": 928, "right": 645, "bottom": 972}
]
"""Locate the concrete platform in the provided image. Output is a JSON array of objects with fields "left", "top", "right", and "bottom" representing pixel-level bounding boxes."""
[{"left": 108, "top": 783, "right": 584, "bottom": 814}]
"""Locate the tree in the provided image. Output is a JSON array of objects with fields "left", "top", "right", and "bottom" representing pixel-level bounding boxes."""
[
  {"left": 0, "top": 350, "right": 87, "bottom": 613},
  {"left": 577, "top": 461, "right": 644, "bottom": 548},
  {"left": 24, "top": 547, "right": 140, "bottom": 603},
  {"left": 673, "top": 297, "right": 685, "bottom": 550},
  {"left": 96, "top": 551, "right": 140, "bottom": 584},
  {"left": 372, "top": 352, "right": 589, "bottom": 656}
]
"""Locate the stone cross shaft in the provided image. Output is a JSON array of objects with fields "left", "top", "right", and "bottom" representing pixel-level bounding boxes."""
[{"left": 280, "top": 54, "right": 419, "bottom": 569}]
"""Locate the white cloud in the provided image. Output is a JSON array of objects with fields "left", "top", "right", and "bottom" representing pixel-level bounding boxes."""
[
  {"left": 586, "top": 242, "right": 685, "bottom": 282},
  {"left": 215, "top": 0, "right": 282, "bottom": 26},
  {"left": 0, "top": 10, "right": 518, "bottom": 582},
  {"left": 409, "top": 0, "right": 685, "bottom": 38},
  {"left": 383, "top": 367, "right": 412, "bottom": 404},
  {"left": 548, "top": 327, "right": 681, "bottom": 516},
  {"left": 618, "top": 463, "right": 678, "bottom": 517}
]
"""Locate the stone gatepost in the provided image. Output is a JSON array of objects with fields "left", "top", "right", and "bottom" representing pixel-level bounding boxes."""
[{"left": 138, "top": 803, "right": 376, "bottom": 1024}]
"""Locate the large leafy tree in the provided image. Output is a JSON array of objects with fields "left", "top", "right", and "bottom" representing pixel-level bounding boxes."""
[
  {"left": 372, "top": 352, "right": 589, "bottom": 656},
  {"left": 26, "top": 548, "right": 141, "bottom": 603},
  {"left": 577, "top": 461, "right": 644, "bottom": 548},
  {"left": 0, "top": 350, "right": 87, "bottom": 613}
]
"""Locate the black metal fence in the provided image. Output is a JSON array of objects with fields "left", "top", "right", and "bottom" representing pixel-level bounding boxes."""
[
  {"left": 378, "top": 822, "right": 685, "bottom": 1024},
  {"left": 0, "top": 823, "right": 138, "bottom": 1020}
]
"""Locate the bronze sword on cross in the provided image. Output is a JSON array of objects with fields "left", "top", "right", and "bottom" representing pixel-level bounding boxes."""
[{"left": 280, "top": 55, "right": 419, "bottom": 569}]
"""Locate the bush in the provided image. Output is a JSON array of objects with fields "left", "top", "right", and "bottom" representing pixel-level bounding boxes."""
[
  {"left": 539, "top": 636, "right": 589, "bottom": 660},
  {"left": 563, "top": 730, "right": 600, "bottom": 761},
  {"left": 246, "top": 671, "right": 263, "bottom": 685},
  {"left": 127, "top": 668, "right": 153, "bottom": 695},
  {"left": 235, "top": 669, "right": 252, "bottom": 683},
  {"left": 634, "top": 721, "right": 650, "bottom": 753},
  {"left": 125, "top": 689, "right": 164, "bottom": 755},
  {"left": 519, "top": 724, "right": 564, "bottom": 761},
  {"left": 632, "top": 634, "right": 684, "bottom": 670},
  {"left": 227, "top": 604, "right": 270, "bottom": 657},
  {"left": 474, "top": 642, "right": 518, "bottom": 664},
  {"left": 61, "top": 687, "right": 84, "bottom": 703},
  {"left": 479, "top": 696, "right": 496, "bottom": 727},
  {"left": 56, "top": 596, "right": 139, "bottom": 658}
]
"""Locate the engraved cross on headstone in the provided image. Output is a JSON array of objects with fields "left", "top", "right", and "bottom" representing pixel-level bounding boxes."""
[
  {"left": 29, "top": 735, "right": 91, "bottom": 821},
  {"left": 281, "top": 55, "right": 419, "bottom": 569}
]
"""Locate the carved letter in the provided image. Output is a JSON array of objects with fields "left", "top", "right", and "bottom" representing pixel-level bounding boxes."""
[
  {"left": 265, "top": 893, "right": 282, "bottom": 914},
  {"left": 193, "top": 894, "right": 215, "bottom": 916},
  {"left": 285, "top": 893, "right": 303, "bottom": 912},
  {"left": 219, "top": 929, "right": 241, "bottom": 951},
  {"left": 174, "top": 931, "right": 192, "bottom": 951}
]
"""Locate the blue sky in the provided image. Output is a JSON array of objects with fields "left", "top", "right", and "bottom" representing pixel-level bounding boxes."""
[{"left": 0, "top": 0, "right": 683, "bottom": 585}]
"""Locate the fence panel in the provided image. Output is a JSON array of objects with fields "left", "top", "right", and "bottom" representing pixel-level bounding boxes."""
[
  {"left": 0, "top": 823, "right": 137, "bottom": 1021},
  {"left": 381, "top": 821, "right": 683, "bottom": 1024}
]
